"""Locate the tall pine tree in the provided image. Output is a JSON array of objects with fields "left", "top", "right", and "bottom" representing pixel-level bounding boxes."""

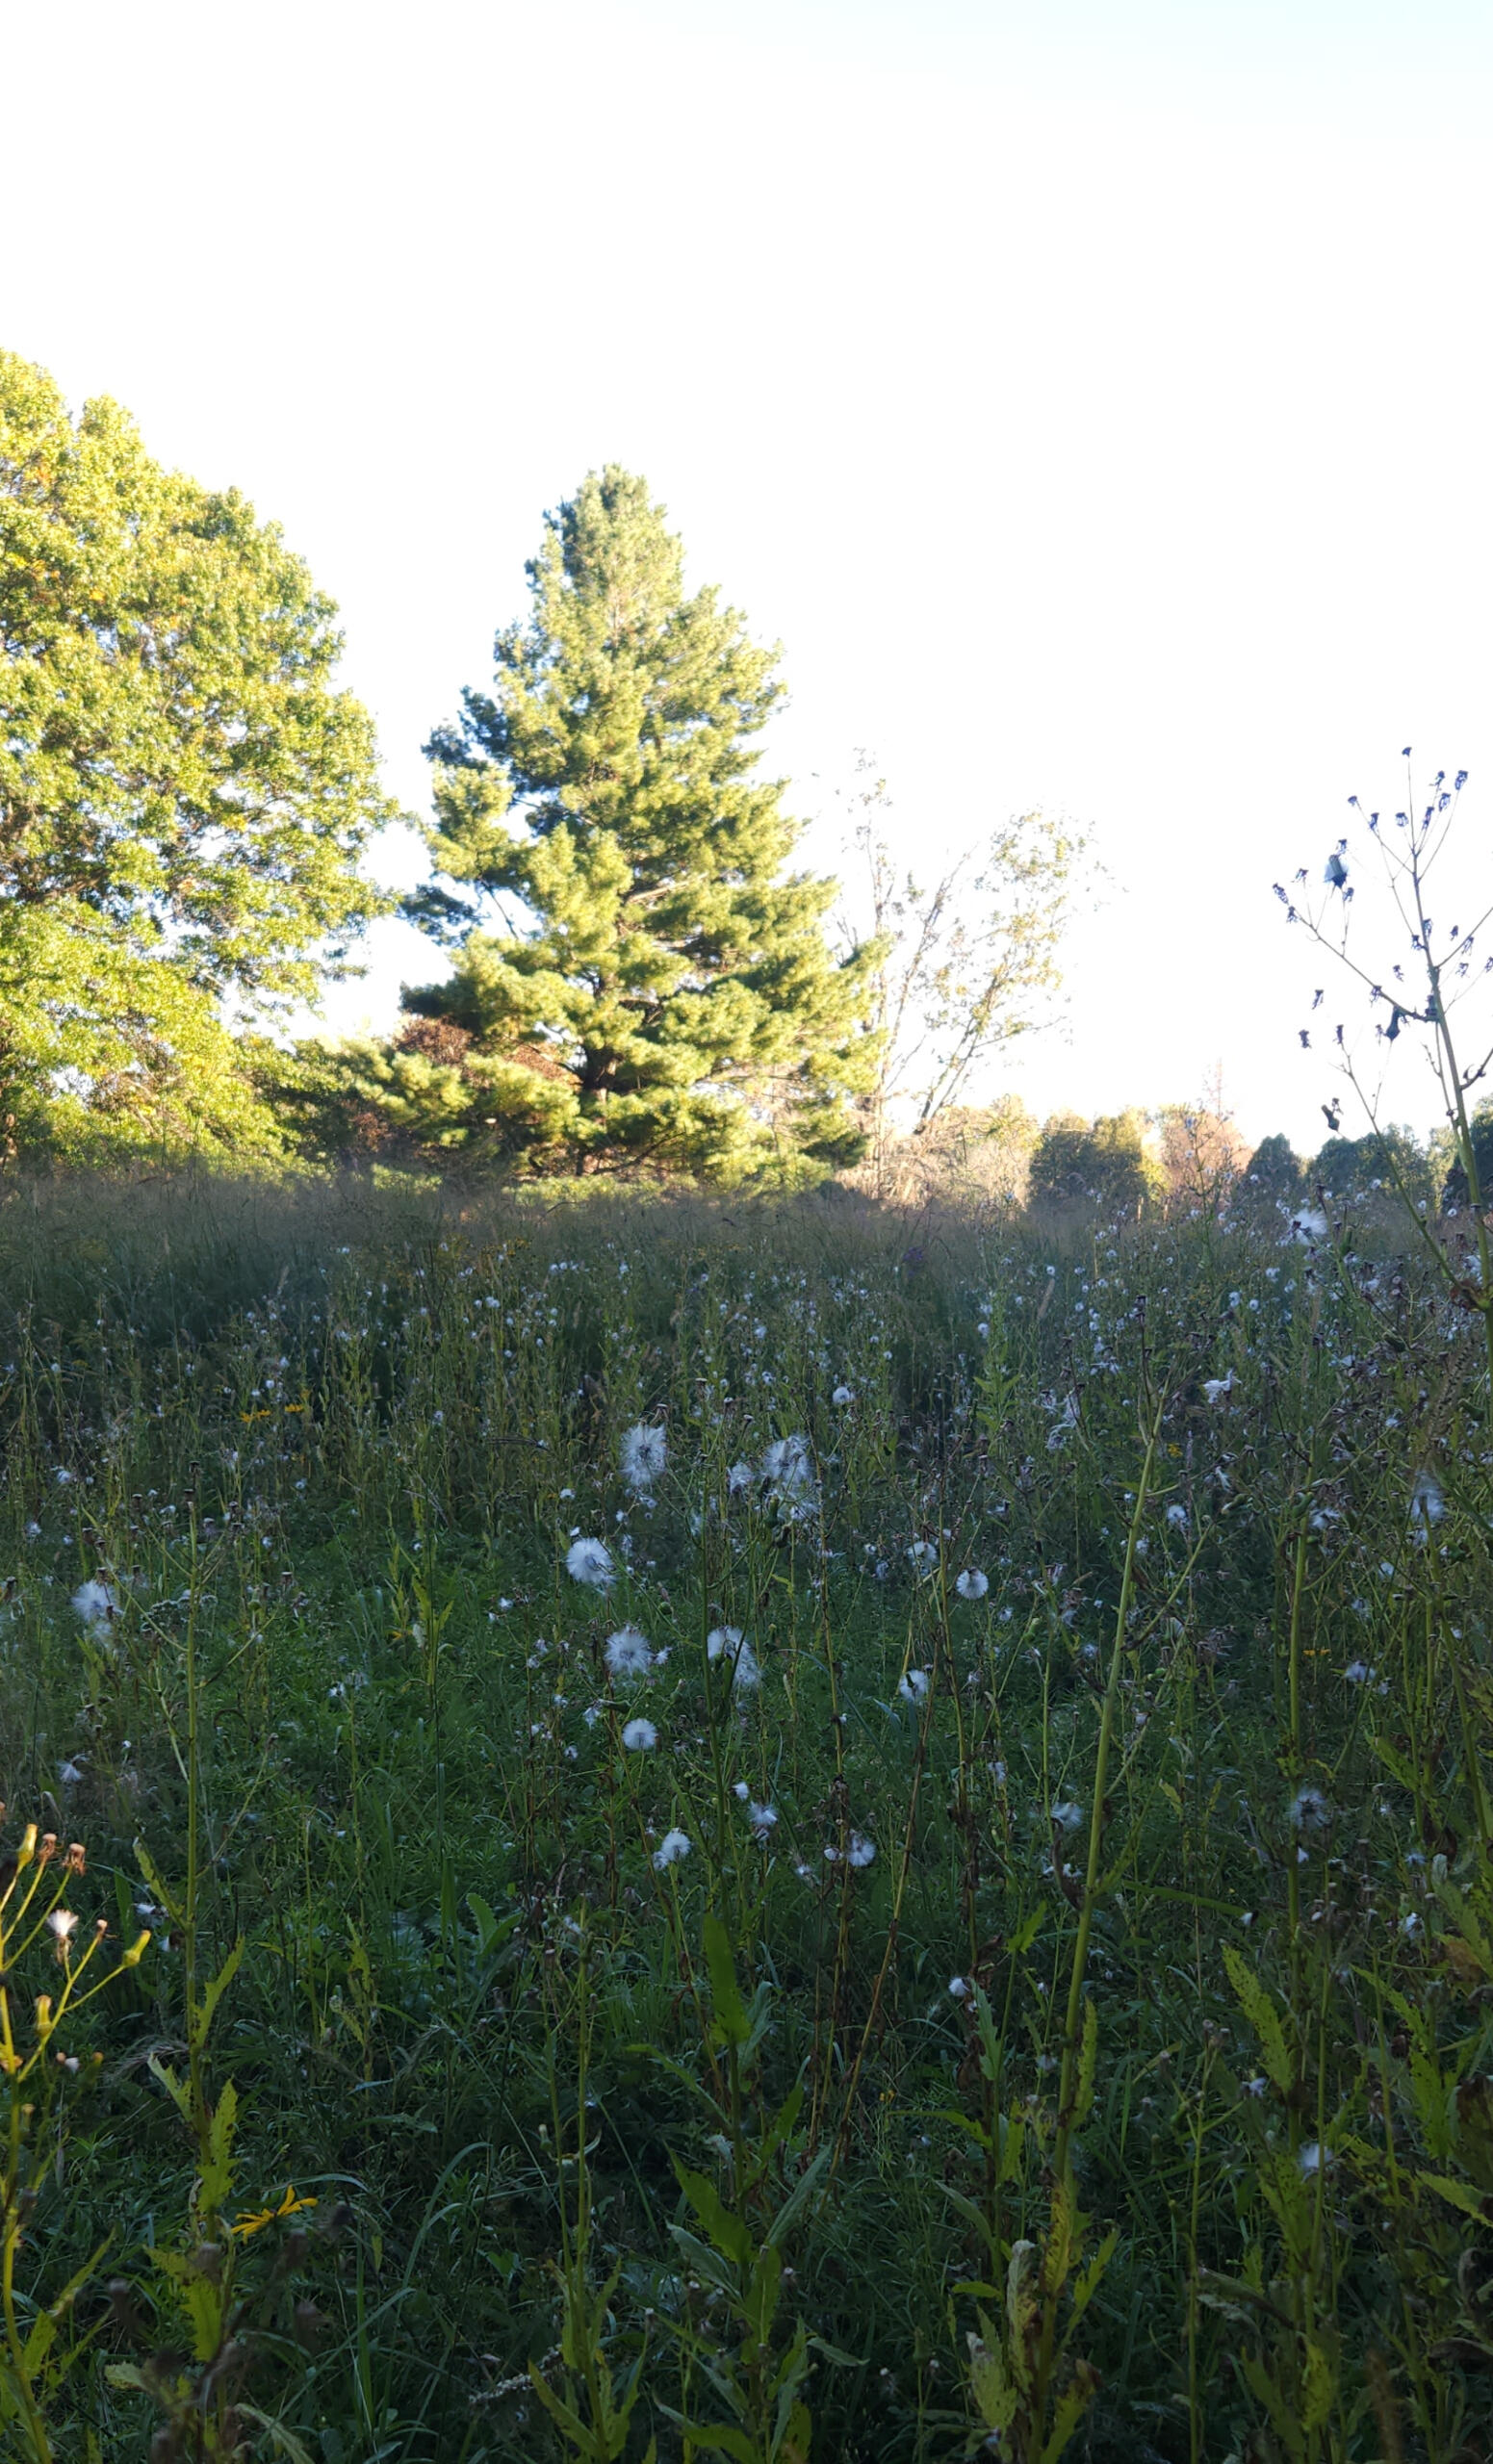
[{"left": 379, "top": 468, "right": 878, "bottom": 1180}]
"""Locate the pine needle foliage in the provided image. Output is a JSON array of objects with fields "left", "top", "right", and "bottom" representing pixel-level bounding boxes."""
[{"left": 388, "top": 467, "right": 879, "bottom": 1182}]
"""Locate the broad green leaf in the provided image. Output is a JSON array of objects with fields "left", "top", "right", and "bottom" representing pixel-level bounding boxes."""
[
  {"left": 673, "top": 2163, "right": 752, "bottom": 2267},
  {"left": 704, "top": 1912, "right": 750, "bottom": 2047}
]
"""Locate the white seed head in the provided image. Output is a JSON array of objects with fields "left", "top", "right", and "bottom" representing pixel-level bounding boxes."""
[{"left": 566, "top": 1537, "right": 615, "bottom": 1589}]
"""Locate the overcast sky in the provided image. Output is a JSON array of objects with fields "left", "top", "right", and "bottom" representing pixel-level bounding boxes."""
[{"left": 7, "top": 0, "right": 1492, "bottom": 1150}]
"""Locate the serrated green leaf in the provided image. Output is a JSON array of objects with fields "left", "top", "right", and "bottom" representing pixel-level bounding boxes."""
[
  {"left": 134, "top": 1840, "right": 181, "bottom": 1929},
  {"left": 193, "top": 1938, "right": 244, "bottom": 2046},
  {"left": 1073, "top": 1995, "right": 1099, "bottom": 2127},
  {"left": 704, "top": 1912, "right": 750, "bottom": 2047},
  {"left": 1423, "top": 2171, "right": 1493, "bottom": 2223},
  {"left": 467, "top": 1890, "right": 502, "bottom": 1957},
  {"left": 1223, "top": 1944, "right": 1295, "bottom": 2095}
]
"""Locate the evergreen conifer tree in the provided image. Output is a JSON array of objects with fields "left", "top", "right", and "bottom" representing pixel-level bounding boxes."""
[{"left": 377, "top": 468, "right": 877, "bottom": 1180}]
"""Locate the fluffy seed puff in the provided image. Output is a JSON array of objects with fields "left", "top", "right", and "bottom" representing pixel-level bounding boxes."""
[
  {"left": 620, "top": 1423, "right": 666, "bottom": 1493},
  {"left": 566, "top": 1537, "right": 615, "bottom": 1590},
  {"left": 72, "top": 1578, "right": 118, "bottom": 1633},
  {"left": 956, "top": 1568, "right": 989, "bottom": 1600},
  {"left": 653, "top": 1828, "right": 691, "bottom": 1869},
  {"left": 707, "top": 1627, "right": 760, "bottom": 1690},
  {"left": 761, "top": 1434, "right": 815, "bottom": 1502},
  {"left": 1289, "top": 1785, "right": 1332, "bottom": 1832},
  {"left": 604, "top": 1626, "right": 653, "bottom": 1683}
]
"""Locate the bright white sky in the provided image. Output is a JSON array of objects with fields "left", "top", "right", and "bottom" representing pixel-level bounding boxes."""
[{"left": 7, "top": 0, "right": 1493, "bottom": 1153}]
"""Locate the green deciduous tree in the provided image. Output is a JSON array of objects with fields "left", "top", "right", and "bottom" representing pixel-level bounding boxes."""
[
  {"left": 0, "top": 351, "right": 395, "bottom": 1159},
  {"left": 1028, "top": 1110, "right": 1162, "bottom": 1219},
  {"left": 1244, "top": 1132, "right": 1306, "bottom": 1201},
  {"left": 1310, "top": 1124, "right": 1432, "bottom": 1208},
  {"left": 375, "top": 466, "right": 877, "bottom": 1181}
]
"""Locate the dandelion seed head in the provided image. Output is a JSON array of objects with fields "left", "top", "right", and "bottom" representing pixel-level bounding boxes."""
[
  {"left": 653, "top": 1828, "right": 691, "bottom": 1870},
  {"left": 1289, "top": 1786, "right": 1332, "bottom": 1832},
  {"left": 707, "top": 1627, "right": 760, "bottom": 1689},
  {"left": 761, "top": 1434, "right": 815, "bottom": 1502},
  {"left": 604, "top": 1625, "right": 653, "bottom": 1682},
  {"left": 956, "top": 1568, "right": 989, "bottom": 1599},
  {"left": 620, "top": 1423, "right": 666, "bottom": 1493},
  {"left": 566, "top": 1537, "right": 614, "bottom": 1590},
  {"left": 71, "top": 1578, "right": 118, "bottom": 1632},
  {"left": 622, "top": 1717, "right": 658, "bottom": 1752}
]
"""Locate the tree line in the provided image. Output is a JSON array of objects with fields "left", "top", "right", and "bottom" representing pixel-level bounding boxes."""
[{"left": 0, "top": 350, "right": 1476, "bottom": 1201}]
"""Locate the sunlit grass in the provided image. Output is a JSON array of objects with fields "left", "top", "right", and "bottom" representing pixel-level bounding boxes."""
[{"left": 0, "top": 1170, "right": 1486, "bottom": 2461}]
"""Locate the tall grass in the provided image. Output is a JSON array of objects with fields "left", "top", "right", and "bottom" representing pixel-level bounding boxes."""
[{"left": 0, "top": 1168, "right": 1487, "bottom": 2461}]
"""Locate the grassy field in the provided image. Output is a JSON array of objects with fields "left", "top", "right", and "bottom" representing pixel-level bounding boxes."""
[{"left": 0, "top": 1168, "right": 1489, "bottom": 2463}]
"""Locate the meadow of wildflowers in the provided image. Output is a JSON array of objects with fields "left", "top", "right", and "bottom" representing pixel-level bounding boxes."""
[{"left": 0, "top": 1168, "right": 1489, "bottom": 2461}]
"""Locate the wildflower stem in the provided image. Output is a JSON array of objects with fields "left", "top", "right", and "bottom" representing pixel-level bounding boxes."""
[
  {"left": 1052, "top": 1385, "right": 1164, "bottom": 2183},
  {"left": 1185, "top": 2039, "right": 1218, "bottom": 2464},
  {"left": 1284, "top": 1521, "right": 1310, "bottom": 2037},
  {"left": 184, "top": 1503, "right": 205, "bottom": 2159}
]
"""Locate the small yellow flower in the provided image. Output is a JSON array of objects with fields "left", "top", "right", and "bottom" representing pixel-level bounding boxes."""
[{"left": 231, "top": 2186, "right": 319, "bottom": 2240}]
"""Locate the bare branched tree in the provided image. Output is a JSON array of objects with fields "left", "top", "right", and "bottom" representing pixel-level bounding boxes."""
[{"left": 833, "top": 757, "right": 1090, "bottom": 1194}]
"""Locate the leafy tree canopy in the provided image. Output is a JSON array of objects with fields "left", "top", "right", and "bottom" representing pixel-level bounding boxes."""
[
  {"left": 1310, "top": 1124, "right": 1432, "bottom": 1208},
  {"left": 0, "top": 352, "right": 395, "bottom": 1156},
  {"left": 378, "top": 466, "right": 878, "bottom": 1181},
  {"left": 1439, "top": 1103, "right": 1493, "bottom": 1211},
  {"left": 1243, "top": 1132, "right": 1305, "bottom": 1197},
  {"left": 1028, "top": 1110, "right": 1162, "bottom": 1218}
]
